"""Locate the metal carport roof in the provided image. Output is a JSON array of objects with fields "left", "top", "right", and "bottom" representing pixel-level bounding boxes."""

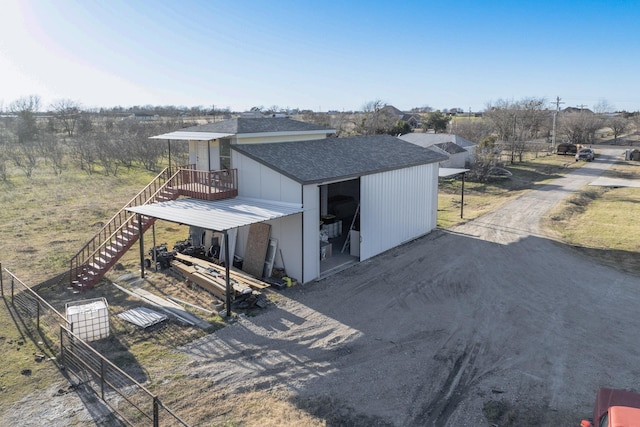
[
  {"left": 149, "top": 131, "right": 234, "bottom": 141},
  {"left": 125, "top": 196, "right": 303, "bottom": 232},
  {"left": 439, "top": 167, "right": 469, "bottom": 177},
  {"left": 126, "top": 196, "right": 303, "bottom": 318}
]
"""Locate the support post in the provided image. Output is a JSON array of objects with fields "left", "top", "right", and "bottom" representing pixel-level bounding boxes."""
[
  {"left": 100, "top": 358, "right": 105, "bottom": 399},
  {"left": 167, "top": 140, "right": 172, "bottom": 175},
  {"left": 152, "top": 223, "right": 157, "bottom": 271},
  {"left": 460, "top": 172, "right": 465, "bottom": 219},
  {"left": 60, "top": 326, "right": 64, "bottom": 365},
  {"left": 224, "top": 231, "right": 231, "bottom": 317},
  {"left": 153, "top": 396, "right": 159, "bottom": 427},
  {"left": 138, "top": 214, "right": 145, "bottom": 279}
]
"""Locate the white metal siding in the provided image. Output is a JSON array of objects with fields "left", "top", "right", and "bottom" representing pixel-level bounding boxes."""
[
  {"left": 234, "top": 152, "right": 301, "bottom": 203},
  {"left": 232, "top": 151, "right": 306, "bottom": 282},
  {"left": 360, "top": 163, "right": 438, "bottom": 260},
  {"left": 302, "top": 184, "right": 320, "bottom": 282},
  {"left": 440, "top": 152, "right": 466, "bottom": 168}
]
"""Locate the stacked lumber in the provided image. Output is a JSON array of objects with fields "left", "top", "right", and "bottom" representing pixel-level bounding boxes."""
[
  {"left": 171, "top": 253, "right": 269, "bottom": 310},
  {"left": 174, "top": 253, "right": 269, "bottom": 290}
]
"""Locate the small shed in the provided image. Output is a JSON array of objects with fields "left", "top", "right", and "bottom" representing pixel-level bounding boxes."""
[{"left": 626, "top": 149, "right": 640, "bottom": 161}]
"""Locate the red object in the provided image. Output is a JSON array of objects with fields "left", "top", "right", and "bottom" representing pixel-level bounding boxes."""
[{"left": 586, "top": 388, "right": 640, "bottom": 427}]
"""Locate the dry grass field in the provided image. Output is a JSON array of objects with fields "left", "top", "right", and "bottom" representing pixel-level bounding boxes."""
[{"left": 546, "top": 158, "right": 640, "bottom": 274}]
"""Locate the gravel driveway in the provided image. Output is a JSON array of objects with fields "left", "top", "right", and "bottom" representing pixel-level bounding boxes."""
[{"left": 179, "top": 148, "right": 640, "bottom": 426}]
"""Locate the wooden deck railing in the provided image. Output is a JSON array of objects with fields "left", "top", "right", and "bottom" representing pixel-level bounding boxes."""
[{"left": 175, "top": 168, "right": 238, "bottom": 201}]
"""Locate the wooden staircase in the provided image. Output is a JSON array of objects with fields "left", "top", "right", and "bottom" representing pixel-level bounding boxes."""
[
  {"left": 70, "top": 167, "right": 239, "bottom": 290},
  {"left": 69, "top": 167, "right": 180, "bottom": 289}
]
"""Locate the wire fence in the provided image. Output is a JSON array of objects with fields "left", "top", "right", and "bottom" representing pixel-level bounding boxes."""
[{"left": 1, "top": 265, "right": 191, "bottom": 427}]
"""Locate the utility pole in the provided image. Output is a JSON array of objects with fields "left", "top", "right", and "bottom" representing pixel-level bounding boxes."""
[{"left": 551, "top": 96, "right": 564, "bottom": 152}]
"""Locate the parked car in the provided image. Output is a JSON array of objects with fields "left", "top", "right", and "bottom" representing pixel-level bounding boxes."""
[
  {"left": 576, "top": 148, "right": 595, "bottom": 162},
  {"left": 581, "top": 387, "right": 640, "bottom": 427}
]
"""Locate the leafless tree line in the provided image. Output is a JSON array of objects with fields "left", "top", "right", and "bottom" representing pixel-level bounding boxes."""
[{"left": 0, "top": 96, "right": 192, "bottom": 180}]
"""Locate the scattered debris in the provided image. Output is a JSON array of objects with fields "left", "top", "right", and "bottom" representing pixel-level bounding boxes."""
[
  {"left": 21, "top": 369, "right": 31, "bottom": 376},
  {"left": 117, "top": 307, "right": 168, "bottom": 328},
  {"left": 112, "top": 282, "right": 210, "bottom": 328},
  {"left": 167, "top": 296, "right": 214, "bottom": 315}
]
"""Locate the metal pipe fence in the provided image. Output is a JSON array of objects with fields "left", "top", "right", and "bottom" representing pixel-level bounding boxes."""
[
  {"left": 1, "top": 265, "right": 191, "bottom": 427},
  {"left": 1, "top": 267, "right": 71, "bottom": 356},
  {"left": 60, "top": 325, "right": 190, "bottom": 427}
]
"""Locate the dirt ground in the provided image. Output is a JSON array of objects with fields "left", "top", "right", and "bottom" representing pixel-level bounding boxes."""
[{"left": 3, "top": 148, "right": 639, "bottom": 426}]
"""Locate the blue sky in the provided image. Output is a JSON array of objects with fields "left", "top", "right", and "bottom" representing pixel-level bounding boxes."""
[{"left": 1, "top": 0, "right": 639, "bottom": 112}]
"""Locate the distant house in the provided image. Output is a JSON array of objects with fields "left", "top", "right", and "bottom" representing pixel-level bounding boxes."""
[
  {"left": 563, "top": 107, "right": 594, "bottom": 115},
  {"left": 378, "top": 105, "right": 421, "bottom": 129},
  {"left": 398, "top": 133, "right": 477, "bottom": 168},
  {"left": 401, "top": 113, "right": 421, "bottom": 129},
  {"left": 379, "top": 105, "right": 404, "bottom": 116}
]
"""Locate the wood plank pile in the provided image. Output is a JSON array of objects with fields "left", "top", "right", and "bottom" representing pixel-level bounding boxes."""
[{"left": 170, "top": 253, "right": 269, "bottom": 310}]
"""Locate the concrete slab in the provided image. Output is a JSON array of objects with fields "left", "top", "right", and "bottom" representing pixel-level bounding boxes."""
[{"left": 589, "top": 177, "right": 640, "bottom": 188}]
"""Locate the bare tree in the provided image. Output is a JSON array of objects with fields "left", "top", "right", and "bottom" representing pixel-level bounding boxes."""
[
  {"left": 39, "top": 132, "right": 65, "bottom": 175},
  {"left": 561, "top": 111, "right": 603, "bottom": 146},
  {"left": 453, "top": 119, "right": 493, "bottom": 143},
  {"left": 468, "top": 135, "right": 500, "bottom": 181},
  {"left": 357, "top": 100, "right": 404, "bottom": 135},
  {"left": 593, "top": 99, "right": 614, "bottom": 115},
  {"left": 50, "top": 99, "right": 81, "bottom": 136},
  {"left": 9, "top": 142, "right": 39, "bottom": 178},
  {"left": 9, "top": 95, "right": 40, "bottom": 144},
  {"left": 485, "top": 97, "right": 549, "bottom": 162},
  {"left": 606, "top": 116, "right": 628, "bottom": 144}
]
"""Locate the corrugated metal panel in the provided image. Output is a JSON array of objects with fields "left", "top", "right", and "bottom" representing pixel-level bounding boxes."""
[
  {"left": 439, "top": 167, "right": 469, "bottom": 177},
  {"left": 360, "top": 163, "right": 438, "bottom": 260},
  {"left": 149, "top": 131, "right": 234, "bottom": 141},
  {"left": 126, "top": 197, "right": 303, "bottom": 232}
]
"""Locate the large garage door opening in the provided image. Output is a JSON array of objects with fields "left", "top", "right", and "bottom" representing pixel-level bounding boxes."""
[{"left": 319, "top": 178, "right": 360, "bottom": 276}]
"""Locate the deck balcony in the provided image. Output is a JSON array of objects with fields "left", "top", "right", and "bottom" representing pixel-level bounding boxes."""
[{"left": 173, "top": 167, "right": 238, "bottom": 201}]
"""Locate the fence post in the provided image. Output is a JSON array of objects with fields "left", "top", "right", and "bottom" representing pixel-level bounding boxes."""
[
  {"left": 100, "top": 359, "right": 105, "bottom": 400},
  {"left": 59, "top": 326, "right": 64, "bottom": 366},
  {"left": 11, "top": 277, "right": 14, "bottom": 303},
  {"left": 153, "top": 396, "right": 159, "bottom": 427},
  {"left": 36, "top": 302, "right": 40, "bottom": 330}
]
